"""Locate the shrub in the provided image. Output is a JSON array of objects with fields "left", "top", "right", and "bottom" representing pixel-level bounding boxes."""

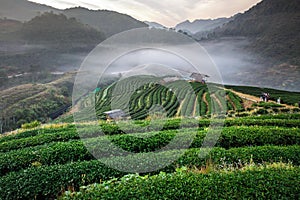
[
  {"left": 1, "top": 126, "right": 299, "bottom": 176},
  {"left": 292, "top": 108, "right": 300, "bottom": 113},
  {"left": 281, "top": 108, "right": 291, "bottom": 113},
  {"left": 236, "top": 112, "right": 250, "bottom": 117},
  {"left": 21, "top": 120, "right": 41, "bottom": 129},
  {"left": 61, "top": 167, "right": 300, "bottom": 200},
  {"left": 257, "top": 102, "right": 284, "bottom": 109},
  {"left": 0, "top": 145, "right": 299, "bottom": 200},
  {"left": 254, "top": 109, "right": 269, "bottom": 115}
]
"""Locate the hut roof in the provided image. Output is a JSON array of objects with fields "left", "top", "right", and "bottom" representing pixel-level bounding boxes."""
[{"left": 104, "top": 109, "right": 126, "bottom": 119}]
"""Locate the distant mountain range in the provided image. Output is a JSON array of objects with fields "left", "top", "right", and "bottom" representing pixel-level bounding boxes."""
[
  {"left": 208, "top": 0, "right": 300, "bottom": 65},
  {"left": 175, "top": 17, "right": 233, "bottom": 34}
]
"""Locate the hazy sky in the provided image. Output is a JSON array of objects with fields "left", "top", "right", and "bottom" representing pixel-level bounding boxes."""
[{"left": 29, "top": 0, "right": 262, "bottom": 27}]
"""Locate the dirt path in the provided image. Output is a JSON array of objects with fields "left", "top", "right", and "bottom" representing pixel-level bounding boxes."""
[
  {"left": 192, "top": 96, "right": 198, "bottom": 117},
  {"left": 211, "top": 94, "right": 224, "bottom": 111},
  {"left": 202, "top": 93, "right": 209, "bottom": 114},
  {"left": 176, "top": 99, "right": 185, "bottom": 117},
  {"left": 227, "top": 89, "right": 295, "bottom": 109}
]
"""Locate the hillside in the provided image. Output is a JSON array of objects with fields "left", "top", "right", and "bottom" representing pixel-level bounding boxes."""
[
  {"left": 0, "top": 73, "right": 75, "bottom": 133},
  {"left": 209, "top": 0, "right": 300, "bottom": 65},
  {"left": 66, "top": 77, "right": 300, "bottom": 123}
]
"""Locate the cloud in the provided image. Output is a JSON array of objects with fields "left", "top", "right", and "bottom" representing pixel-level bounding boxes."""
[{"left": 29, "top": 0, "right": 262, "bottom": 26}]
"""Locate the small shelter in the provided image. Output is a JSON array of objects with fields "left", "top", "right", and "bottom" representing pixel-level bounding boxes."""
[
  {"left": 190, "top": 73, "right": 210, "bottom": 83},
  {"left": 104, "top": 109, "right": 126, "bottom": 120}
]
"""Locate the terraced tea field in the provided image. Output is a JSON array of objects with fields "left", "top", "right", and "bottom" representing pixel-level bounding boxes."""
[
  {"left": 0, "top": 114, "right": 299, "bottom": 199},
  {"left": 93, "top": 77, "right": 245, "bottom": 120}
]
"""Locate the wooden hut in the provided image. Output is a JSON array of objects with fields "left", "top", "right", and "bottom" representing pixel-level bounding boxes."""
[
  {"left": 190, "top": 73, "right": 209, "bottom": 83},
  {"left": 104, "top": 109, "right": 126, "bottom": 120}
]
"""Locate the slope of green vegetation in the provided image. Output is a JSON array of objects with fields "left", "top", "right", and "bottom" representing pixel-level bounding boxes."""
[
  {"left": 89, "top": 78, "right": 300, "bottom": 121},
  {"left": 0, "top": 112, "right": 299, "bottom": 199},
  {"left": 225, "top": 85, "right": 300, "bottom": 105},
  {"left": 93, "top": 78, "right": 243, "bottom": 120}
]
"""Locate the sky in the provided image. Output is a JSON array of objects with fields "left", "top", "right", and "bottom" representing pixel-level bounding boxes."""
[{"left": 29, "top": 0, "right": 262, "bottom": 27}]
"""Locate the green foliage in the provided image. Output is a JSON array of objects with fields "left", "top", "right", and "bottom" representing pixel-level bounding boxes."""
[
  {"left": 21, "top": 120, "right": 41, "bottom": 129},
  {"left": 0, "top": 145, "right": 299, "bottom": 199},
  {"left": 95, "top": 80, "right": 247, "bottom": 120},
  {"left": 0, "top": 128, "right": 79, "bottom": 153},
  {"left": 0, "top": 125, "right": 76, "bottom": 143},
  {"left": 1, "top": 125, "right": 299, "bottom": 176},
  {"left": 255, "top": 109, "right": 269, "bottom": 115},
  {"left": 0, "top": 113, "right": 299, "bottom": 199},
  {"left": 62, "top": 167, "right": 300, "bottom": 200},
  {"left": 0, "top": 141, "right": 93, "bottom": 176},
  {"left": 227, "top": 91, "right": 244, "bottom": 111},
  {"left": 255, "top": 102, "right": 284, "bottom": 109}
]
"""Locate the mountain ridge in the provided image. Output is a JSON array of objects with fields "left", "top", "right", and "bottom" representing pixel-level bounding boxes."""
[
  {"left": 208, "top": 0, "right": 300, "bottom": 65},
  {"left": 0, "top": 0, "right": 148, "bottom": 37}
]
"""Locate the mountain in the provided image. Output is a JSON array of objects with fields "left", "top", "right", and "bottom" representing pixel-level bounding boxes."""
[
  {"left": 0, "top": 0, "right": 58, "bottom": 21},
  {"left": 144, "top": 21, "right": 166, "bottom": 29},
  {"left": 0, "top": 0, "right": 148, "bottom": 37},
  {"left": 0, "top": 13, "right": 106, "bottom": 72},
  {"left": 175, "top": 18, "right": 232, "bottom": 34},
  {"left": 0, "top": 1, "right": 148, "bottom": 71},
  {"left": 209, "top": 0, "right": 300, "bottom": 65},
  {"left": 21, "top": 12, "right": 105, "bottom": 43},
  {"left": 64, "top": 7, "right": 148, "bottom": 37}
]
